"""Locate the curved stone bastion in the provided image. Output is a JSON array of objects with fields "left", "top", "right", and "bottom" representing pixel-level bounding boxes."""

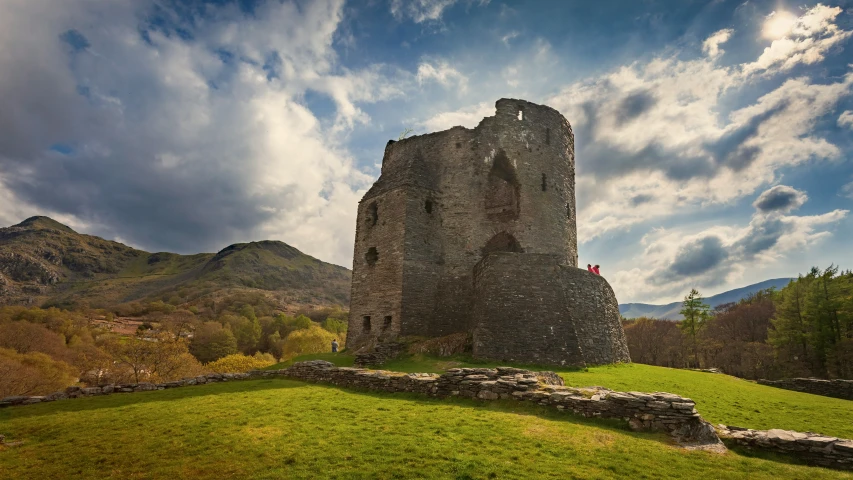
[{"left": 346, "top": 98, "right": 630, "bottom": 367}]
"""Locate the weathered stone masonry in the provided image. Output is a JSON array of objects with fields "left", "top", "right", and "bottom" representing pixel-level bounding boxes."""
[
  {"left": 757, "top": 378, "right": 853, "bottom": 401},
  {"left": 718, "top": 425, "right": 853, "bottom": 470},
  {"left": 347, "top": 98, "right": 630, "bottom": 367}
]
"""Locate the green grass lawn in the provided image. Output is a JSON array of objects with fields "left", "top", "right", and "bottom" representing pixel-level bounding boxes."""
[
  {"left": 298, "top": 353, "right": 853, "bottom": 440},
  {"left": 1, "top": 378, "right": 851, "bottom": 479}
]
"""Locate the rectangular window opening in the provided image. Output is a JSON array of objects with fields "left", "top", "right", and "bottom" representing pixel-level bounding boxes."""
[
  {"left": 541, "top": 173, "right": 547, "bottom": 192},
  {"left": 363, "top": 316, "right": 371, "bottom": 332},
  {"left": 383, "top": 316, "right": 392, "bottom": 330}
]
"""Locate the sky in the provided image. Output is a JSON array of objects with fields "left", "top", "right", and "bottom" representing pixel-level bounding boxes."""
[{"left": 1, "top": 0, "right": 852, "bottom": 304}]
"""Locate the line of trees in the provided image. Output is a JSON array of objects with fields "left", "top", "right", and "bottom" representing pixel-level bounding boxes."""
[
  {"left": 0, "top": 295, "right": 349, "bottom": 397},
  {"left": 623, "top": 265, "right": 853, "bottom": 379}
]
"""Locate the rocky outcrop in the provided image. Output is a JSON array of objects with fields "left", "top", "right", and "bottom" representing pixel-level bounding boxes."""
[
  {"left": 0, "top": 251, "right": 61, "bottom": 285},
  {"left": 718, "top": 425, "right": 853, "bottom": 470},
  {"left": 757, "top": 378, "right": 853, "bottom": 401}
]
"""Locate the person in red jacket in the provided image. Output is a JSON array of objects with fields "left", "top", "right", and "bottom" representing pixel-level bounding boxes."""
[
  {"left": 587, "top": 264, "right": 594, "bottom": 273},
  {"left": 593, "top": 265, "right": 600, "bottom": 275}
]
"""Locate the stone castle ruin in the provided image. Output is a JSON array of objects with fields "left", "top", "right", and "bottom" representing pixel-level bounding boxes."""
[{"left": 347, "top": 98, "right": 630, "bottom": 367}]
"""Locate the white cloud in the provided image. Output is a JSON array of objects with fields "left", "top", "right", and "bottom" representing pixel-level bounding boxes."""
[
  {"left": 839, "top": 110, "right": 853, "bottom": 129},
  {"left": 0, "top": 0, "right": 402, "bottom": 266},
  {"left": 702, "top": 28, "right": 733, "bottom": 58},
  {"left": 610, "top": 194, "right": 848, "bottom": 303},
  {"left": 418, "top": 101, "right": 495, "bottom": 132},
  {"left": 390, "top": 0, "right": 459, "bottom": 23},
  {"left": 416, "top": 60, "right": 468, "bottom": 90},
  {"left": 841, "top": 181, "right": 853, "bottom": 199},
  {"left": 501, "top": 31, "right": 520, "bottom": 46},
  {"left": 743, "top": 5, "right": 851, "bottom": 76}
]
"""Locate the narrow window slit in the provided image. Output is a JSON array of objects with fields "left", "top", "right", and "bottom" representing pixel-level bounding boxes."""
[
  {"left": 541, "top": 174, "right": 547, "bottom": 192},
  {"left": 425, "top": 199, "right": 433, "bottom": 214},
  {"left": 363, "top": 316, "right": 371, "bottom": 332},
  {"left": 367, "top": 202, "right": 378, "bottom": 226}
]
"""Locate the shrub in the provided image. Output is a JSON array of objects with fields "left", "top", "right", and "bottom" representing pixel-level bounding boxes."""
[
  {"left": 205, "top": 353, "right": 276, "bottom": 373},
  {"left": 282, "top": 325, "right": 340, "bottom": 359}
]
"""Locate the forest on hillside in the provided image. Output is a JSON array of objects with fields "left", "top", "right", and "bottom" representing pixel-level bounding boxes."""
[
  {"left": 0, "top": 291, "right": 348, "bottom": 397},
  {"left": 623, "top": 265, "right": 853, "bottom": 380}
]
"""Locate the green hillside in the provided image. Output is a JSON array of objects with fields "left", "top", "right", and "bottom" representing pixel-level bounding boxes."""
[
  {"left": 0, "top": 216, "right": 351, "bottom": 311},
  {"left": 1, "top": 361, "right": 851, "bottom": 479}
]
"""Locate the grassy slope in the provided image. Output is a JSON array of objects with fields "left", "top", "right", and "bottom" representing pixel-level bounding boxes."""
[
  {"left": 1, "top": 379, "right": 851, "bottom": 480},
  {"left": 311, "top": 354, "right": 853, "bottom": 440}
]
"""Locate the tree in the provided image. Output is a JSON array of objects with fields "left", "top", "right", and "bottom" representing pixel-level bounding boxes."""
[
  {"left": 268, "top": 331, "right": 284, "bottom": 361},
  {"left": 623, "top": 317, "right": 685, "bottom": 368},
  {"left": 0, "top": 347, "right": 78, "bottom": 397},
  {"left": 282, "top": 325, "right": 338, "bottom": 359},
  {"left": 102, "top": 332, "right": 204, "bottom": 384},
  {"left": 679, "top": 289, "right": 709, "bottom": 368},
  {"left": 190, "top": 322, "right": 238, "bottom": 363}
]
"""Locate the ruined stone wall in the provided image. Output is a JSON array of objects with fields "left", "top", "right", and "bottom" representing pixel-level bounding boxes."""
[
  {"left": 348, "top": 99, "right": 580, "bottom": 351},
  {"left": 718, "top": 425, "right": 853, "bottom": 470},
  {"left": 757, "top": 378, "right": 853, "bottom": 401},
  {"left": 558, "top": 266, "right": 631, "bottom": 365},
  {"left": 471, "top": 253, "right": 630, "bottom": 366},
  {"left": 348, "top": 187, "right": 406, "bottom": 347},
  {"left": 472, "top": 253, "right": 586, "bottom": 367}
]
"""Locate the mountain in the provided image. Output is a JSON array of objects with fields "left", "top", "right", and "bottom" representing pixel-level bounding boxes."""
[
  {"left": 0, "top": 216, "right": 351, "bottom": 311},
  {"left": 619, "top": 278, "right": 794, "bottom": 320}
]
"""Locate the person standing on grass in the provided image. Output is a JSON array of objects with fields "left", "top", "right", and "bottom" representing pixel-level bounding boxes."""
[{"left": 331, "top": 339, "right": 339, "bottom": 353}]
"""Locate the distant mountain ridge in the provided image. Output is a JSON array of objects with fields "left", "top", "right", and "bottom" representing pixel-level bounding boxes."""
[
  {"left": 0, "top": 216, "right": 351, "bottom": 310},
  {"left": 619, "top": 278, "right": 794, "bottom": 320}
]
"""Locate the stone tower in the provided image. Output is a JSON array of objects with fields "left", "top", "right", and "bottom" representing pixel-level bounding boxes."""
[{"left": 347, "top": 98, "right": 630, "bottom": 367}]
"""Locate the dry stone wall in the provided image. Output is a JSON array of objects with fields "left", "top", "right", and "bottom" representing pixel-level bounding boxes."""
[
  {"left": 718, "top": 425, "right": 853, "bottom": 470},
  {"left": 270, "top": 361, "right": 721, "bottom": 449},
  {"left": 757, "top": 378, "right": 853, "bottom": 401}
]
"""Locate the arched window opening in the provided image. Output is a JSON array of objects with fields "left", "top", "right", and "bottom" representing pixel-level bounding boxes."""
[
  {"left": 365, "top": 247, "right": 378, "bottom": 265},
  {"left": 482, "top": 232, "right": 523, "bottom": 255},
  {"left": 485, "top": 150, "right": 520, "bottom": 221},
  {"left": 366, "top": 202, "right": 378, "bottom": 226}
]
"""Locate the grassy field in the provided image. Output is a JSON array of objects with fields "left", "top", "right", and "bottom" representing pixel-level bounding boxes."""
[
  {"left": 279, "top": 353, "right": 853, "bottom": 440},
  {"left": 2, "top": 378, "right": 851, "bottom": 479}
]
